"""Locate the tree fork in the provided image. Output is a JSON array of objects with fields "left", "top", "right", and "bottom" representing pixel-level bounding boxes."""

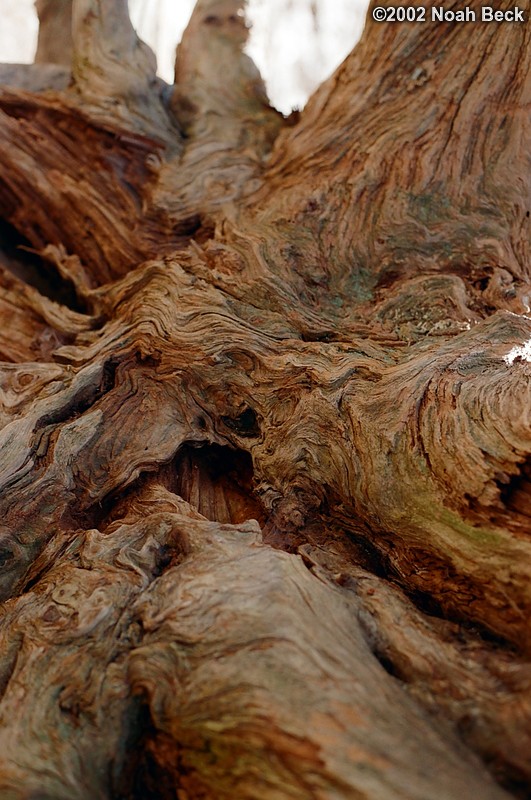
[{"left": 0, "top": 0, "right": 529, "bottom": 798}]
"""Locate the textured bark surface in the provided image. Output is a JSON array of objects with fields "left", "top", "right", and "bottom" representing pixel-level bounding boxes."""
[{"left": 0, "top": 0, "right": 530, "bottom": 798}]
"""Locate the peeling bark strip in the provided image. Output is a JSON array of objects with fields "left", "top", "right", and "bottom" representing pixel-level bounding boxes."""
[{"left": 0, "top": 0, "right": 529, "bottom": 798}]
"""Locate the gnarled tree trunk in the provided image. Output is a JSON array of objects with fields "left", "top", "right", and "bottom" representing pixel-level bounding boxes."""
[{"left": 0, "top": 1, "right": 529, "bottom": 798}]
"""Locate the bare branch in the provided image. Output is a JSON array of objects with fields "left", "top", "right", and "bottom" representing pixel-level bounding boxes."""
[
  {"left": 155, "top": 0, "right": 284, "bottom": 225},
  {"left": 257, "top": 0, "right": 530, "bottom": 299},
  {"left": 35, "top": 0, "right": 72, "bottom": 66},
  {"left": 172, "top": 0, "right": 279, "bottom": 139},
  {"left": 71, "top": 0, "right": 176, "bottom": 139},
  {"left": 0, "top": 90, "right": 166, "bottom": 285},
  {"left": 0, "top": 63, "right": 69, "bottom": 92}
]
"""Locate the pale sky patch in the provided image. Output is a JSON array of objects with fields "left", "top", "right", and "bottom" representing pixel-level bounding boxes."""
[{"left": 0, "top": 0, "right": 368, "bottom": 113}]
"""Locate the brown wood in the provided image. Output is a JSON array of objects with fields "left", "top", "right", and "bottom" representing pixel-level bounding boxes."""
[{"left": 0, "top": 0, "right": 529, "bottom": 797}]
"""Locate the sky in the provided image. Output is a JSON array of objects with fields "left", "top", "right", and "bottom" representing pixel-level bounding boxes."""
[{"left": 0, "top": 0, "right": 368, "bottom": 112}]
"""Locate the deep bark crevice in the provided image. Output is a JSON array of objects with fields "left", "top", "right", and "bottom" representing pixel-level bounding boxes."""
[
  {"left": 0, "top": 219, "right": 86, "bottom": 313},
  {"left": 499, "top": 458, "right": 531, "bottom": 520},
  {"left": 113, "top": 701, "right": 168, "bottom": 800},
  {"left": 170, "top": 443, "right": 266, "bottom": 527},
  {"left": 71, "top": 441, "right": 267, "bottom": 534}
]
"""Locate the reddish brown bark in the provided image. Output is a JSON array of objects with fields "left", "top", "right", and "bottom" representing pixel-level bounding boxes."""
[{"left": 0, "top": 1, "right": 529, "bottom": 798}]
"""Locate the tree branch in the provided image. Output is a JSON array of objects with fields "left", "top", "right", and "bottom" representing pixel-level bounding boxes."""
[
  {"left": 35, "top": 0, "right": 72, "bottom": 66},
  {"left": 0, "top": 64, "right": 69, "bottom": 92},
  {"left": 70, "top": 0, "right": 177, "bottom": 140},
  {"left": 172, "top": 0, "right": 279, "bottom": 139},
  {"left": 252, "top": 0, "right": 529, "bottom": 313},
  {"left": 156, "top": 0, "right": 284, "bottom": 222},
  {"left": 0, "top": 89, "right": 168, "bottom": 285}
]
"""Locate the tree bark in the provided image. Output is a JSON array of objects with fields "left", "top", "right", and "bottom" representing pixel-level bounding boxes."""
[{"left": 0, "top": 1, "right": 529, "bottom": 798}]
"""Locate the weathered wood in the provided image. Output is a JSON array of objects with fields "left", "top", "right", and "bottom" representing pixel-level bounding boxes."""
[
  {"left": 0, "top": 0, "right": 529, "bottom": 797},
  {"left": 0, "top": 64, "right": 69, "bottom": 92},
  {"left": 35, "top": 0, "right": 72, "bottom": 66}
]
